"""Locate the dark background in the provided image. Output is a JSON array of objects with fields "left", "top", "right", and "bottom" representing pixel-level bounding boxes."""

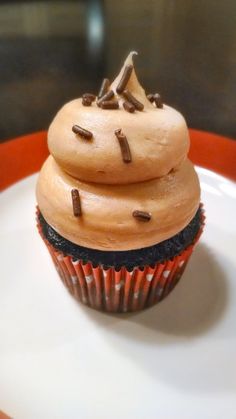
[{"left": 0, "top": 0, "right": 236, "bottom": 142}]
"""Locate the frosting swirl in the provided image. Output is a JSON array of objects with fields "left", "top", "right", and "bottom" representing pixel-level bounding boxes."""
[
  {"left": 37, "top": 52, "right": 200, "bottom": 251},
  {"left": 37, "top": 156, "right": 200, "bottom": 250},
  {"left": 47, "top": 52, "right": 190, "bottom": 184}
]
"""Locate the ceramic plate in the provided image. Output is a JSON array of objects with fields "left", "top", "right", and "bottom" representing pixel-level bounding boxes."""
[{"left": 0, "top": 167, "right": 236, "bottom": 419}]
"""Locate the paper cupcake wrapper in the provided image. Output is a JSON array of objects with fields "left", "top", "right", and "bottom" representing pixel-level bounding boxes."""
[{"left": 36, "top": 205, "right": 205, "bottom": 313}]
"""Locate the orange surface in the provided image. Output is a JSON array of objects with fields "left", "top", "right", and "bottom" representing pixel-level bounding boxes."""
[
  {"left": 0, "top": 411, "right": 11, "bottom": 419},
  {"left": 0, "top": 129, "right": 235, "bottom": 191},
  {"left": 189, "top": 129, "right": 236, "bottom": 182},
  {"left": 0, "top": 131, "right": 48, "bottom": 191}
]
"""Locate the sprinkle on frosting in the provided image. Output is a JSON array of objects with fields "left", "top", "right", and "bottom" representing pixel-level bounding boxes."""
[
  {"left": 97, "top": 90, "right": 114, "bottom": 107},
  {"left": 116, "top": 65, "right": 133, "bottom": 94},
  {"left": 147, "top": 93, "right": 155, "bottom": 103},
  {"left": 83, "top": 93, "right": 96, "bottom": 102},
  {"left": 132, "top": 210, "right": 151, "bottom": 222},
  {"left": 123, "top": 89, "right": 144, "bottom": 111},
  {"left": 115, "top": 129, "right": 132, "bottom": 163},
  {"left": 82, "top": 96, "right": 92, "bottom": 106},
  {"left": 123, "top": 100, "right": 135, "bottom": 113},
  {"left": 101, "top": 100, "right": 119, "bottom": 109},
  {"left": 71, "top": 189, "right": 82, "bottom": 216},
  {"left": 154, "top": 93, "right": 163, "bottom": 108},
  {"left": 98, "top": 78, "right": 110, "bottom": 99},
  {"left": 72, "top": 125, "right": 93, "bottom": 139}
]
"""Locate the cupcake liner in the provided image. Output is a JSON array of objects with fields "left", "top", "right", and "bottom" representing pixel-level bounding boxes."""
[{"left": 36, "top": 205, "right": 205, "bottom": 313}]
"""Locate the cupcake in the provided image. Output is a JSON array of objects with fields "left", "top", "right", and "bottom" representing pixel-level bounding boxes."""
[{"left": 36, "top": 51, "right": 204, "bottom": 313}]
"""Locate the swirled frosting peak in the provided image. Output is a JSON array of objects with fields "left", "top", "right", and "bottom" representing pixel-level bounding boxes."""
[
  {"left": 47, "top": 52, "right": 190, "bottom": 185},
  {"left": 110, "top": 51, "right": 153, "bottom": 109},
  {"left": 37, "top": 52, "right": 200, "bottom": 251}
]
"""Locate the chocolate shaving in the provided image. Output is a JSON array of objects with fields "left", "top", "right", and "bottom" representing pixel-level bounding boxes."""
[
  {"left": 115, "top": 129, "right": 132, "bottom": 163},
  {"left": 132, "top": 210, "right": 151, "bottom": 222},
  {"left": 72, "top": 125, "right": 93, "bottom": 139},
  {"left": 116, "top": 65, "right": 133, "bottom": 94},
  {"left": 83, "top": 93, "right": 96, "bottom": 102},
  {"left": 154, "top": 93, "right": 163, "bottom": 108},
  {"left": 123, "top": 100, "right": 135, "bottom": 113},
  {"left": 97, "top": 90, "right": 114, "bottom": 107},
  {"left": 82, "top": 96, "right": 92, "bottom": 106},
  {"left": 101, "top": 100, "right": 119, "bottom": 109},
  {"left": 71, "top": 189, "right": 82, "bottom": 217},
  {"left": 147, "top": 93, "right": 155, "bottom": 103},
  {"left": 98, "top": 78, "right": 110, "bottom": 99},
  {"left": 123, "top": 89, "right": 144, "bottom": 111}
]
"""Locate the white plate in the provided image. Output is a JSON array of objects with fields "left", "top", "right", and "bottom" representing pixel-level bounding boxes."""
[{"left": 0, "top": 167, "right": 236, "bottom": 419}]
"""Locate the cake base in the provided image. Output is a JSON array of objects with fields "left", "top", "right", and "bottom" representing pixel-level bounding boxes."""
[{"left": 36, "top": 206, "right": 204, "bottom": 313}]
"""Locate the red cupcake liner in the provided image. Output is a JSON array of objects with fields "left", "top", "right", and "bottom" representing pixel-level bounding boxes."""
[{"left": 36, "top": 205, "right": 205, "bottom": 313}]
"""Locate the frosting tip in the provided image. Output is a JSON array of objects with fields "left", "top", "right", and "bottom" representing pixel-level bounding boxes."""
[{"left": 125, "top": 51, "right": 138, "bottom": 66}]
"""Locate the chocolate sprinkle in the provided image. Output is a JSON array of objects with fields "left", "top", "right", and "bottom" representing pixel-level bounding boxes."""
[
  {"left": 116, "top": 65, "right": 133, "bottom": 94},
  {"left": 123, "top": 100, "right": 135, "bottom": 113},
  {"left": 98, "top": 78, "right": 110, "bottom": 99},
  {"left": 83, "top": 93, "right": 96, "bottom": 102},
  {"left": 147, "top": 93, "right": 155, "bottom": 103},
  {"left": 71, "top": 189, "right": 82, "bottom": 217},
  {"left": 123, "top": 89, "right": 144, "bottom": 111},
  {"left": 115, "top": 129, "right": 132, "bottom": 163},
  {"left": 82, "top": 96, "right": 92, "bottom": 106},
  {"left": 133, "top": 210, "right": 151, "bottom": 222},
  {"left": 154, "top": 93, "right": 163, "bottom": 108},
  {"left": 101, "top": 100, "right": 119, "bottom": 109},
  {"left": 97, "top": 90, "right": 114, "bottom": 107},
  {"left": 72, "top": 125, "right": 93, "bottom": 139}
]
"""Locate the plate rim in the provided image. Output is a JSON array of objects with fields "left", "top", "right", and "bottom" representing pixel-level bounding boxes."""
[{"left": 0, "top": 129, "right": 235, "bottom": 191}]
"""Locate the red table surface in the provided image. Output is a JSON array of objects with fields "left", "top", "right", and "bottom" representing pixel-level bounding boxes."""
[{"left": 0, "top": 129, "right": 235, "bottom": 191}]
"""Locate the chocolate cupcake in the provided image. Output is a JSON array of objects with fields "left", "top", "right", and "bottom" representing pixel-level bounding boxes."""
[{"left": 36, "top": 52, "right": 204, "bottom": 312}]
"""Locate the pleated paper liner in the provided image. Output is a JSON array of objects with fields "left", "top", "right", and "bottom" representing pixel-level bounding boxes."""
[{"left": 36, "top": 206, "right": 205, "bottom": 313}]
